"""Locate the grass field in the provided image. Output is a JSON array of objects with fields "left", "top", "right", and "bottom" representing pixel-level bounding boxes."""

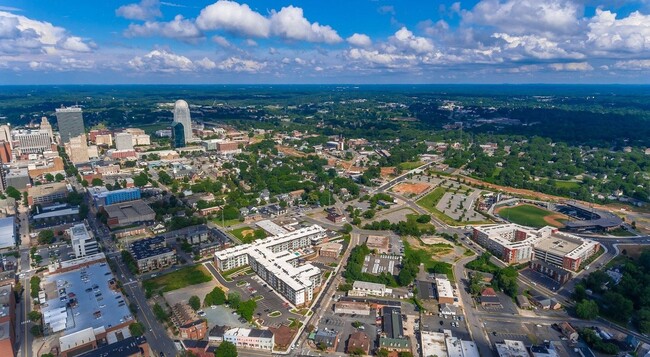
[
  {"left": 211, "top": 218, "right": 242, "bottom": 227},
  {"left": 404, "top": 240, "right": 454, "bottom": 280},
  {"left": 554, "top": 180, "right": 581, "bottom": 189},
  {"left": 398, "top": 161, "right": 423, "bottom": 170},
  {"left": 143, "top": 265, "right": 212, "bottom": 294},
  {"left": 230, "top": 227, "right": 267, "bottom": 243},
  {"left": 498, "top": 204, "right": 560, "bottom": 228}
]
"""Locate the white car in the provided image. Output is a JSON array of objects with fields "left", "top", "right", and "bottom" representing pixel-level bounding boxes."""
[{"left": 210, "top": 305, "right": 217, "bottom": 309}]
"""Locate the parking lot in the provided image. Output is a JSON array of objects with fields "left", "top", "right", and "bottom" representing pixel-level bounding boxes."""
[
  {"left": 421, "top": 313, "right": 471, "bottom": 340},
  {"left": 520, "top": 268, "right": 563, "bottom": 291},
  {"left": 477, "top": 291, "right": 519, "bottom": 315},
  {"left": 224, "top": 271, "right": 293, "bottom": 327},
  {"left": 34, "top": 243, "right": 74, "bottom": 267},
  {"left": 319, "top": 303, "right": 378, "bottom": 354}
]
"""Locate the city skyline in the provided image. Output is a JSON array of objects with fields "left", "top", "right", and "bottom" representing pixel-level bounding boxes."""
[{"left": 2, "top": 0, "right": 650, "bottom": 84}]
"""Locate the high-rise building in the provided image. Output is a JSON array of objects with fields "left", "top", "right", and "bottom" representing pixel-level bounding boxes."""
[
  {"left": 64, "top": 134, "right": 89, "bottom": 164},
  {"left": 40, "top": 117, "right": 53, "bottom": 141},
  {"left": 172, "top": 122, "right": 186, "bottom": 148},
  {"left": 0, "top": 125, "right": 11, "bottom": 148},
  {"left": 114, "top": 132, "right": 134, "bottom": 150},
  {"left": 173, "top": 100, "right": 193, "bottom": 143},
  {"left": 55, "top": 106, "right": 85, "bottom": 144}
]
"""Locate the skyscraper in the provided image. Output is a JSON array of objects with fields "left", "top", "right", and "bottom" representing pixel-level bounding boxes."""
[
  {"left": 40, "top": 117, "right": 53, "bottom": 141},
  {"left": 172, "top": 122, "right": 186, "bottom": 148},
  {"left": 55, "top": 106, "right": 85, "bottom": 144},
  {"left": 172, "top": 100, "right": 193, "bottom": 144}
]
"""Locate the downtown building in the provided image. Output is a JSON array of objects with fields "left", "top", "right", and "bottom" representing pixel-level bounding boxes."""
[
  {"left": 55, "top": 106, "right": 85, "bottom": 144},
  {"left": 70, "top": 223, "right": 99, "bottom": 258},
  {"left": 214, "top": 225, "right": 326, "bottom": 306},
  {"left": 472, "top": 224, "right": 600, "bottom": 271}
]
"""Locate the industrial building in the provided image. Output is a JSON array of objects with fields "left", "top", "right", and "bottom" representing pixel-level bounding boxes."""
[
  {"left": 472, "top": 224, "right": 599, "bottom": 271},
  {"left": 103, "top": 199, "right": 155, "bottom": 228},
  {"left": 214, "top": 225, "right": 326, "bottom": 306}
]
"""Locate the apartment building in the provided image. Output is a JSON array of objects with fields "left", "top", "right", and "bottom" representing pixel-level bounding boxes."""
[
  {"left": 130, "top": 236, "right": 176, "bottom": 272},
  {"left": 27, "top": 182, "right": 69, "bottom": 206},
  {"left": 472, "top": 224, "right": 599, "bottom": 271},
  {"left": 214, "top": 225, "right": 326, "bottom": 306}
]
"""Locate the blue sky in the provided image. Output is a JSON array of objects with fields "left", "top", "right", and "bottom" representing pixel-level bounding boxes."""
[{"left": 2, "top": 0, "right": 650, "bottom": 84}]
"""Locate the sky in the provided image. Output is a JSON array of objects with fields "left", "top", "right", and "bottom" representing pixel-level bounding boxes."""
[{"left": 2, "top": 0, "right": 650, "bottom": 84}]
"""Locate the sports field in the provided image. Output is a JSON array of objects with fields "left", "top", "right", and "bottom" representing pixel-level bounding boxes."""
[{"left": 496, "top": 204, "right": 567, "bottom": 228}]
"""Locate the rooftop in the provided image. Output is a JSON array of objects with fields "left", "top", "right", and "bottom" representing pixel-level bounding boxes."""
[
  {"left": 130, "top": 236, "right": 173, "bottom": 261},
  {"left": 103, "top": 199, "right": 155, "bottom": 220},
  {"left": 41, "top": 259, "right": 133, "bottom": 335},
  {"left": 495, "top": 340, "right": 529, "bottom": 357},
  {"left": 0, "top": 216, "right": 15, "bottom": 249},
  {"left": 77, "top": 335, "right": 147, "bottom": 357}
]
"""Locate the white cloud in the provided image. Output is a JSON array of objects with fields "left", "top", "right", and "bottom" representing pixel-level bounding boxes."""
[
  {"left": 128, "top": 49, "right": 194, "bottom": 72},
  {"left": 548, "top": 62, "right": 593, "bottom": 71},
  {"left": 218, "top": 57, "right": 266, "bottom": 72},
  {"left": 463, "top": 0, "right": 580, "bottom": 36},
  {"left": 116, "top": 0, "right": 161, "bottom": 21},
  {"left": 347, "top": 33, "right": 372, "bottom": 48},
  {"left": 614, "top": 59, "right": 650, "bottom": 70},
  {"left": 587, "top": 9, "right": 650, "bottom": 53},
  {"left": 245, "top": 39, "right": 257, "bottom": 46},
  {"left": 196, "top": 0, "right": 271, "bottom": 37},
  {"left": 196, "top": 1, "right": 341, "bottom": 43},
  {"left": 347, "top": 48, "right": 417, "bottom": 67},
  {"left": 269, "top": 6, "right": 342, "bottom": 44},
  {"left": 124, "top": 15, "right": 203, "bottom": 42},
  {"left": 212, "top": 35, "right": 231, "bottom": 47},
  {"left": 196, "top": 57, "right": 217, "bottom": 69},
  {"left": 492, "top": 33, "right": 584, "bottom": 60},
  {"left": 294, "top": 57, "right": 306, "bottom": 65},
  {"left": 418, "top": 19, "right": 450, "bottom": 37},
  {"left": 0, "top": 11, "right": 94, "bottom": 56},
  {"left": 377, "top": 5, "right": 395, "bottom": 15},
  {"left": 390, "top": 27, "right": 435, "bottom": 54}
]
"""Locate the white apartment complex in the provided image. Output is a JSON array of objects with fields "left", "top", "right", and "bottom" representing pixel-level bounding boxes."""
[
  {"left": 215, "top": 225, "right": 326, "bottom": 306},
  {"left": 472, "top": 224, "right": 600, "bottom": 271}
]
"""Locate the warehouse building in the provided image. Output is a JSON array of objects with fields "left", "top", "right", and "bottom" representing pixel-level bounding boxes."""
[{"left": 103, "top": 199, "right": 155, "bottom": 228}]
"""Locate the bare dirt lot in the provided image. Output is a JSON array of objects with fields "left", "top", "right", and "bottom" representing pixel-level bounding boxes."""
[{"left": 393, "top": 182, "right": 432, "bottom": 195}]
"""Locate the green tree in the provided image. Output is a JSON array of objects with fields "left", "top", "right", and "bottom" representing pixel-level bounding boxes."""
[
  {"left": 133, "top": 172, "right": 149, "bottom": 187},
  {"left": 30, "top": 325, "right": 43, "bottom": 337},
  {"left": 5, "top": 186, "right": 20, "bottom": 200},
  {"left": 188, "top": 296, "right": 201, "bottom": 311},
  {"left": 44, "top": 173, "right": 54, "bottom": 182},
  {"left": 575, "top": 299, "right": 599, "bottom": 320},
  {"left": 38, "top": 230, "right": 55, "bottom": 244},
  {"left": 228, "top": 292, "right": 241, "bottom": 309},
  {"left": 204, "top": 287, "right": 227, "bottom": 306},
  {"left": 377, "top": 349, "right": 390, "bottom": 357},
  {"left": 237, "top": 299, "right": 257, "bottom": 321},
  {"left": 342, "top": 223, "right": 353, "bottom": 233},
  {"left": 91, "top": 178, "right": 104, "bottom": 186},
  {"left": 55, "top": 173, "right": 65, "bottom": 182},
  {"left": 28, "top": 311, "right": 42, "bottom": 322},
  {"left": 129, "top": 322, "right": 145, "bottom": 336},
  {"left": 214, "top": 340, "right": 237, "bottom": 357}
]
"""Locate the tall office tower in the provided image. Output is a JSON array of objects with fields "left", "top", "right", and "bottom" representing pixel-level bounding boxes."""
[
  {"left": 172, "top": 100, "right": 193, "bottom": 144},
  {"left": 114, "top": 133, "right": 134, "bottom": 150},
  {"left": 40, "top": 117, "right": 53, "bottom": 141},
  {"left": 55, "top": 106, "right": 85, "bottom": 144},
  {"left": 172, "top": 122, "right": 186, "bottom": 148},
  {"left": 64, "top": 134, "right": 90, "bottom": 164},
  {"left": 0, "top": 125, "right": 11, "bottom": 148}
]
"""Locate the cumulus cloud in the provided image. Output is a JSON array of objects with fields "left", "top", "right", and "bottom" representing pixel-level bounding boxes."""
[
  {"left": 390, "top": 27, "right": 435, "bottom": 54},
  {"left": 614, "top": 59, "right": 650, "bottom": 70},
  {"left": 0, "top": 11, "right": 94, "bottom": 56},
  {"left": 116, "top": 0, "right": 161, "bottom": 21},
  {"left": 218, "top": 57, "right": 266, "bottom": 72},
  {"left": 196, "top": 57, "right": 217, "bottom": 69},
  {"left": 587, "top": 9, "right": 650, "bottom": 53},
  {"left": 124, "top": 15, "right": 203, "bottom": 42},
  {"left": 548, "top": 62, "right": 593, "bottom": 71},
  {"left": 196, "top": 0, "right": 341, "bottom": 43},
  {"left": 492, "top": 33, "right": 584, "bottom": 60},
  {"left": 463, "top": 0, "right": 581, "bottom": 36},
  {"left": 347, "top": 33, "right": 372, "bottom": 48},
  {"left": 212, "top": 35, "right": 231, "bottom": 47},
  {"left": 128, "top": 49, "right": 195, "bottom": 72},
  {"left": 347, "top": 48, "right": 417, "bottom": 67}
]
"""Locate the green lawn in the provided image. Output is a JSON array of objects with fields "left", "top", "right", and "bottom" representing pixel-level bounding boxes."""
[
  {"left": 143, "top": 265, "right": 212, "bottom": 294},
  {"left": 608, "top": 228, "right": 636, "bottom": 237},
  {"left": 230, "top": 227, "right": 267, "bottom": 243},
  {"left": 404, "top": 241, "right": 454, "bottom": 280},
  {"left": 416, "top": 187, "right": 492, "bottom": 226},
  {"left": 398, "top": 161, "right": 423, "bottom": 171},
  {"left": 212, "top": 218, "right": 242, "bottom": 227},
  {"left": 554, "top": 180, "right": 581, "bottom": 190},
  {"left": 498, "top": 204, "right": 556, "bottom": 228}
]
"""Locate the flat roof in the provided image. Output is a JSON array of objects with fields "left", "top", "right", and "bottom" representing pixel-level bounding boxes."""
[
  {"left": 32, "top": 207, "right": 79, "bottom": 220},
  {"left": 131, "top": 236, "right": 173, "bottom": 260},
  {"left": 0, "top": 217, "right": 15, "bottom": 249},
  {"left": 495, "top": 340, "right": 529, "bottom": 357},
  {"left": 78, "top": 335, "right": 147, "bottom": 357},
  {"left": 421, "top": 331, "right": 447, "bottom": 357},
  {"left": 103, "top": 199, "right": 155, "bottom": 219},
  {"left": 435, "top": 277, "right": 454, "bottom": 299},
  {"left": 534, "top": 234, "right": 581, "bottom": 255},
  {"left": 41, "top": 260, "right": 133, "bottom": 335},
  {"left": 256, "top": 219, "right": 289, "bottom": 236}
]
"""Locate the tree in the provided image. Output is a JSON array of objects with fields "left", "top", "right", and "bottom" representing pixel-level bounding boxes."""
[
  {"left": 129, "top": 322, "right": 145, "bottom": 336},
  {"left": 5, "top": 186, "right": 20, "bottom": 200},
  {"left": 44, "top": 173, "right": 54, "bottom": 182},
  {"left": 38, "top": 230, "right": 55, "bottom": 244},
  {"left": 133, "top": 172, "right": 149, "bottom": 187},
  {"left": 349, "top": 347, "right": 365, "bottom": 356},
  {"left": 30, "top": 325, "right": 43, "bottom": 337},
  {"left": 55, "top": 173, "right": 65, "bottom": 182},
  {"left": 575, "top": 300, "right": 599, "bottom": 320},
  {"left": 188, "top": 296, "right": 201, "bottom": 311},
  {"left": 91, "top": 178, "right": 103, "bottom": 187},
  {"left": 228, "top": 292, "right": 241, "bottom": 309},
  {"left": 28, "top": 311, "right": 42, "bottom": 322},
  {"left": 398, "top": 353, "right": 414, "bottom": 357},
  {"left": 416, "top": 214, "right": 431, "bottom": 223},
  {"left": 237, "top": 299, "right": 257, "bottom": 321},
  {"left": 342, "top": 223, "right": 353, "bottom": 233},
  {"left": 377, "top": 349, "right": 390, "bottom": 357},
  {"left": 214, "top": 340, "right": 237, "bottom": 357}
]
